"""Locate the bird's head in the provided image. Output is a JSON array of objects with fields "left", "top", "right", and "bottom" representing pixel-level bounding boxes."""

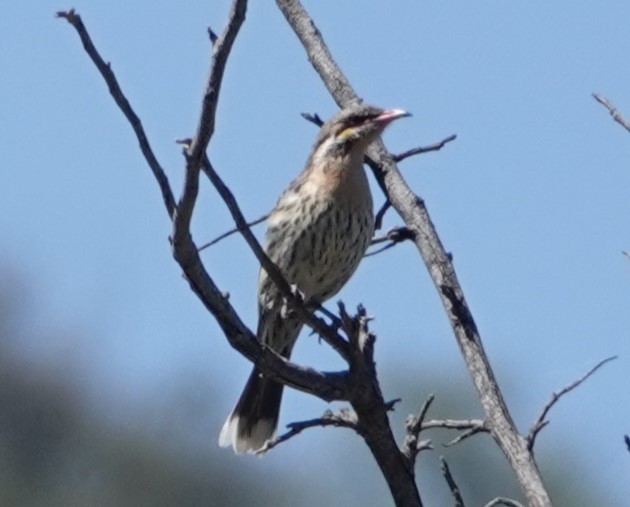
[{"left": 308, "top": 104, "right": 410, "bottom": 165}]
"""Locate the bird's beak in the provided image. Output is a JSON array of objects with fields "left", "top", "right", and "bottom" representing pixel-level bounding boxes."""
[{"left": 373, "top": 108, "right": 411, "bottom": 125}]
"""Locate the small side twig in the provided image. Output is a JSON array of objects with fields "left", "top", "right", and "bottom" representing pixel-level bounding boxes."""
[
  {"left": 365, "top": 226, "right": 415, "bottom": 257},
  {"left": 198, "top": 213, "right": 268, "bottom": 251},
  {"left": 301, "top": 111, "right": 324, "bottom": 127},
  {"left": 374, "top": 200, "right": 391, "bottom": 230},
  {"left": 56, "top": 9, "right": 177, "bottom": 218},
  {"left": 256, "top": 408, "right": 358, "bottom": 454},
  {"left": 440, "top": 456, "right": 466, "bottom": 507},
  {"left": 592, "top": 93, "right": 630, "bottom": 134},
  {"left": 442, "top": 426, "right": 486, "bottom": 447},
  {"left": 481, "top": 498, "right": 525, "bottom": 507},
  {"left": 207, "top": 27, "right": 219, "bottom": 44},
  {"left": 527, "top": 355, "right": 617, "bottom": 451},
  {"left": 402, "top": 394, "right": 436, "bottom": 467},
  {"left": 624, "top": 435, "right": 630, "bottom": 454},
  {"left": 393, "top": 134, "right": 457, "bottom": 162},
  {"left": 419, "top": 417, "right": 488, "bottom": 447}
]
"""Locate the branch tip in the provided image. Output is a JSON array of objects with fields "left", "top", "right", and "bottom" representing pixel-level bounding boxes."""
[
  {"left": 207, "top": 27, "right": 219, "bottom": 44},
  {"left": 393, "top": 133, "right": 458, "bottom": 162},
  {"left": 301, "top": 111, "right": 324, "bottom": 127},
  {"left": 440, "top": 457, "right": 466, "bottom": 507},
  {"left": 527, "top": 355, "right": 617, "bottom": 451}
]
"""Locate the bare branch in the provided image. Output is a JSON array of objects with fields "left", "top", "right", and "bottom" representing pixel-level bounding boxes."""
[
  {"left": 365, "top": 226, "right": 415, "bottom": 257},
  {"left": 624, "top": 435, "right": 630, "bottom": 454},
  {"left": 481, "top": 498, "right": 525, "bottom": 507},
  {"left": 56, "top": 9, "right": 176, "bottom": 218},
  {"left": 440, "top": 457, "right": 466, "bottom": 507},
  {"left": 421, "top": 418, "right": 487, "bottom": 432},
  {"left": 416, "top": 415, "right": 488, "bottom": 448},
  {"left": 207, "top": 27, "right": 219, "bottom": 44},
  {"left": 393, "top": 134, "right": 457, "bottom": 162},
  {"left": 374, "top": 200, "right": 392, "bottom": 231},
  {"left": 301, "top": 111, "right": 324, "bottom": 127},
  {"left": 527, "top": 356, "right": 617, "bottom": 451},
  {"left": 183, "top": 0, "right": 247, "bottom": 176},
  {"left": 198, "top": 213, "right": 268, "bottom": 251},
  {"left": 402, "top": 394, "right": 435, "bottom": 469},
  {"left": 592, "top": 93, "right": 630, "bottom": 134},
  {"left": 256, "top": 408, "right": 358, "bottom": 454},
  {"left": 442, "top": 425, "right": 488, "bottom": 447}
]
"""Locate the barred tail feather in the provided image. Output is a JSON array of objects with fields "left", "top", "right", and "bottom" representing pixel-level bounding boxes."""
[
  {"left": 218, "top": 367, "right": 284, "bottom": 453},
  {"left": 220, "top": 312, "right": 301, "bottom": 453}
]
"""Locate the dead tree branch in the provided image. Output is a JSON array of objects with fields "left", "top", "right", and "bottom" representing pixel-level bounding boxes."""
[
  {"left": 365, "top": 226, "right": 415, "bottom": 257},
  {"left": 275, "top": 0, "right": 553, "bottom": 505},
  {"left": 55, "top": 9, "right": 176, "bottom": 218},
  {"left": 402, "top": 395, "right": 436, "bottom": 469},
  {"left": 257, "top": 408, "right": 358, "bottom": 454},
  {"left": 440, "top": 457, "right": 466, "bottom": 507},
  {"left": 527, "top": 356, "right": 617, "bottom": 452},
  {"left": 593, "top": 93, "right": 630, "bottom": 134},
  {"left": 393, "top": 134, "right": 457, "bottom": 162},
  {"left": 197, "top": 213, "right": 269, "bottom": 252},
  {"left": 481, "top": 498, "right": 525, "bottom": 507}
]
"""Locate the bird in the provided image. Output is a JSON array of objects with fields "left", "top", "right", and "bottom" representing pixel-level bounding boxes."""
[{"left": 219, "top": 103, "right": 410, "bottom": 453}]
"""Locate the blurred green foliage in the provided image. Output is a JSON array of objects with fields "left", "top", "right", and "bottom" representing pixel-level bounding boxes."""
[{"left": 0, "top": 272, "right": 609, "bottom": 506}]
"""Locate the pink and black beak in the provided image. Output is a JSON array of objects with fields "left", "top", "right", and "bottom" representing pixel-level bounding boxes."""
[{"left": 373, "top": 108, "right": 412, "bottom": 125}]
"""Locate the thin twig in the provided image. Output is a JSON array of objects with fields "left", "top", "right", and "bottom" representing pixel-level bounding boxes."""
[
  {"left": 402, "top": 394, "right": 435, "bottom": 468},
  {"left": 365, "top": 226, "right": 415, "bottom": 257},
  {"left": 442, "top": 425, "right": 488, "bottom": 447},
  {"left": 624, "top": 435, "right": 630, "bottom": 454},
  {"left": 198, "top": 213, "right": 268, "bottom": 251},
  {"left": 419, "top": 417, "right": 488, "bottom": 447},
  {"left": 301, "top": 111, "right": 324, "bottom": 126},
  {"left": 374, "top": 200, "right": 391, "bottom": 230},
  {"left": 527, "top": 356, "right": 617, "bottom": 451},
  {"left": 592, "top": 93, "right": 630, "bottom": 134},
  {"left": 184, "top": 0, "right": 247, "bottom": 178},
  {"left": 481, "top": 498, "right": 525, "bottom": 507},
  {"left": 56, "top": 9, "right": 177, "bottom": 218},
  {"left": 256, "top": 408, "right": 358, "bottom": 454},
  {"left": 440, "top": 457, "right": 466, "bottom": 507},
  {"left": 421, "top": 418, "right": 487, "bottom": 432},
  {"left": 393, "top": 134, "right": 457, "bottom": 162},
  {"left": 172, "top": 0, "right": 247, "bottom": 245},
  {"left": 207, "top": 27, "right": 219, "bottom": 44}
]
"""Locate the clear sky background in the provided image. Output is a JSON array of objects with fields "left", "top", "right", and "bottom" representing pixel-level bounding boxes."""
[{"left": 2, "top": 1, "right": 629, "bottom": 505}]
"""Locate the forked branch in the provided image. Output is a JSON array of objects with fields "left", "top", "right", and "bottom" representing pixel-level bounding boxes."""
[{"left": 527, "top": 356, "right": 617, "bottom": 452}]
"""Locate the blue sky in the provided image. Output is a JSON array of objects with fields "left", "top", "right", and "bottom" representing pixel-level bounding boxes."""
[{"left": 2, "top": 0, "right": 630, "bottom": 504}]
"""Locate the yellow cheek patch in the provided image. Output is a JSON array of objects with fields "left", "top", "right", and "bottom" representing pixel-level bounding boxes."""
[{"left": 338, "top": 127, "right": 354, "bottom": 139}]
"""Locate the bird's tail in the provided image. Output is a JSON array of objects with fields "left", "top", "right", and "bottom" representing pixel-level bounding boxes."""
[
  {"left": 219, "top": 312, "right": 302, "bottom": 453},
  {"left": 218, "top": 367, "right": 284, "bottom": 453}
]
